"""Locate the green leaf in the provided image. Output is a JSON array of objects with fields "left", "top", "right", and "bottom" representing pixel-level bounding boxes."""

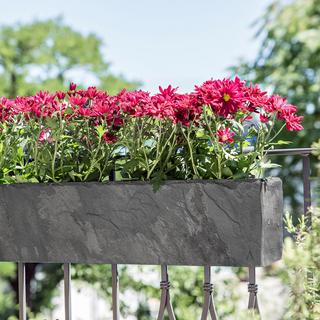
[
  {"left": 260, "top": 162, "right": 281, "bottom": 169},
  {"left": 45, "top": 117, "right": 58, "bottom": 129},
  {"left": 272, "top": 140, "right": 292, "bottom": 145},
  {"left": 222, "top": 167, "right": 233, "bottom": 177},
  {"left": 196, "top": 129, "right": 205, "bottom": 138},
  {"left": 95, "top": 125, "right": 105, "bottom": 139},
  {"left": 151, "top": 171, "right": 166, "bottom": 191},
  {"left": 64, "top": 107, "right": 74, "bottom": 115}
]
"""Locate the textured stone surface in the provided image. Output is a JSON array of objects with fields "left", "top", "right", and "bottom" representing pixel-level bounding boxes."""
[{"left": 0, "top": 178, "right": 283, "bottom": 266}]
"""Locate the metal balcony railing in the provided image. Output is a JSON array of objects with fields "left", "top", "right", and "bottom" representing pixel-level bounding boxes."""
[{"left": 13, "top": 147, "right": 316, "bottom": 320}]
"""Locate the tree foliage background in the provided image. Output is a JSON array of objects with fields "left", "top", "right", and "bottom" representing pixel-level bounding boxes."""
[
  {"left": 232, "top": 0, "right": 320, "bottom": 210},
  {"left": 0, "top": 17, "right": 138, "bottom": 98},
  {"left": 0, "top": 0, "right": 319, "bottom": 318}
]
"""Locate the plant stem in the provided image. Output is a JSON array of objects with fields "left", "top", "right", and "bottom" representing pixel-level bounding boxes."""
[
  {"left": 181, "top": 126, "right": 200, "bottom": 178},
  {"left": 146, "top": 125, "right": 176, "bottom": 179},
  {"left": 203, "top": 108, "right": 222, "bottom": 179}
]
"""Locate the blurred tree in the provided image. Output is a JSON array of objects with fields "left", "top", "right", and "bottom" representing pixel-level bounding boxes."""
[
  {"left": 0, "top": 17, "right": 139, "bottom": 98},
  {"left": 72, "top": 265, "right": 241, "bottom": 320},
  {"left": 281, "top": 208, "right": 320, "bottom": 319},
  {"left": 312, "top": 140, "right": 320, "bottom": 175},
  {"left": 232, "top": 0, "right": 320, "bottom": 210}
]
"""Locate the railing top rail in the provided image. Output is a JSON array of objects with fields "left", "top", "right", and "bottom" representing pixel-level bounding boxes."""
[{"left": 266, "top": 147, "right": 316, "bottom": 156}]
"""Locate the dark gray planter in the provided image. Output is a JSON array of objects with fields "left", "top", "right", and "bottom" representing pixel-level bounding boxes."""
[{"left": 0, "top": 178, "right": 283, "bottom": 266}]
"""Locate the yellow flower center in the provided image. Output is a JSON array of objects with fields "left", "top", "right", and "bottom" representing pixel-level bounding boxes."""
[{"left": 223, "top": 93, "right": 231, "bottom": 102}]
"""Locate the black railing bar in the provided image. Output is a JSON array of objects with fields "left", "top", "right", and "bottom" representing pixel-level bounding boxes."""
[
  {"left": 64, "top": 263, "right": 72, "bottom": 320},
  {"left": 266, "top": 148, "right": 315, "bottom": 156},
  {"left": 264, "top": 147, "right": 314, "bottom": 223},
  {"left": 303, "top": 155, "right": 312, "bottom": 222},
  {"left": 112, "top": 148, "right": 316, "bottom": 158},
  {"left": 18, "top": 262, "right": 26, "bottom": 320},
  {"left": 112, "top": 264, "right": 120, "bottom": 320},
  {"left": 109, "top": 165, "right": 120, "bottom": 320}
]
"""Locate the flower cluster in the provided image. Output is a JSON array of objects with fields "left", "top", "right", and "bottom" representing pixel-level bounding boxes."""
[
  {"left": 194, "top": 77, "right": 303, "bottom": 131},
  {"left": 0, "top": 78, "right": 303, "bottom": 184},
  {"left": 1, "top": 78, "right": 303, "bottom": 135}
]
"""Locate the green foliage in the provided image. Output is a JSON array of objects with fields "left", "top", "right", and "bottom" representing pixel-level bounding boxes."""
[
  {"left": 232, "top": 0, "right": 320, "bottom": 208},
  {"left": 0, "top": 264, "right": 16, "bottom": 319},
  {"left": 70, "top": 265, "right": 243, "bottom": 319},
  {"left": 0, "top": 112, "right": 116, "bottom": 184},
  {"left": 122, "top": 266, "right": 241, "bottom": 319},
  {"left": 280, "top": 208, "right": 320, "bottom": 319}
]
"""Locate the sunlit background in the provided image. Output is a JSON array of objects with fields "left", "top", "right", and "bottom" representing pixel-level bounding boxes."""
[{"left": 2, "top": 0, "right": 271, "bottom": 92}]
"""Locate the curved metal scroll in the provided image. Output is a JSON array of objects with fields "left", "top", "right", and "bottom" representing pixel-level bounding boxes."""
[
  {"left": 157, "top": 265, "right": 176, "bottom": 320},
  {"left": 248, "top": 267, "right": 260, "bottom": 313},
  {"left": 200, "top": 266, "right": 218, "bottom": 320}
]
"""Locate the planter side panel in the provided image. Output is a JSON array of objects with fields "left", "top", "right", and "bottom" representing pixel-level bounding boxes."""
[
  {"left": 261, "top": 179, "right": 283, "bottom": 266},
  {"left": 0, "top": 179, "right": 282, "bottom": 266}
]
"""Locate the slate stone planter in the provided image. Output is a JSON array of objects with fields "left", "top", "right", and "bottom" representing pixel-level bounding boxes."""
[{"left": 0, "top": 177, "right": 283, "bottom": 266}]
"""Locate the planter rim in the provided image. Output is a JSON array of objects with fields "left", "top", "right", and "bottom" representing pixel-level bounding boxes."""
[{"left": 0, "top": 176, "right": 280, "bottom": 187}]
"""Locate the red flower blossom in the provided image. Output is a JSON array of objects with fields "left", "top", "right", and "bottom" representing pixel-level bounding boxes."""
[
  {"left": 171, "top": 93, "right": 202, "bottom": 126},
  {"left": 195, "top": 77, "right": 245, "bottom": 117},
  {"left": 56, "top": 91, "right": 66, "bottom": 100},
  {"left": 102, "top": 132, "right": 117, "bottom": 144},
  {"left": 260, "top": 114, "right": 269, "bottom": 123},
  {"left": 265, "top": 95, "right": 286, "bottom": 113},
  {"left": 0, "top": 79, "right": 303, "bottom": 134},
  {"left": 39, "top": 129, "right": 53, "bottom": 144},
  {"left": 69, "top": 82, "right": 77, "bottom": 91},
  {"left": 283, "top": 113, "right": 304, "bottom": 131},
  {"left": 217, "top": 127, "right": 235, "bottom": 144},
  {"left": 117, "top": 90, "right": 151, "bottom": 116},
  {"left": 69, "top": 96, "right": 87, "bottom": 108},
  {"left": 278, "top": 104, "right": 298, "bottom": 117},
  {"left": 158, "top": 85, "right": 177, "bottom": 99},
  {"left": 243, "top": 84, "right": 268, "bottom": 112},
  {"left": 34, "top": 91, "right": 55, "bottom": 105},
  {"left": 0, "top": 97, "right": 14, "bottom": 121}
]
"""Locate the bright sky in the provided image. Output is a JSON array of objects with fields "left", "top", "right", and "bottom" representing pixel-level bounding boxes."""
[{"left": 1, "top": 0, "right": 271, "bottom": 92}]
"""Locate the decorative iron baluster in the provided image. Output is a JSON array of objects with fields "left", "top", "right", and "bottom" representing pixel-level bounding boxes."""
[
  {"left": 200, "top": 266, "right": 218, "bottom": 320},
  {"left": 64, "top": 263, "right": 72, "bottom": 320},
  {"left": 112, "top": 264, "right": 120, "bottom": 320},
  {"left": 157, "top": 265, "right": 176, "bottom": 320},
  {"left": 247, "top": 267, "right": 259, "bottom": 313},
  {"left": 18, "top": 262, "right": 26, "bottom": 320}
]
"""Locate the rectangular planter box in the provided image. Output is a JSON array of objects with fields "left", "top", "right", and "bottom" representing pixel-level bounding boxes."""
[{"left": 0, "top": 178, "right": 283, "bottom": 266}]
